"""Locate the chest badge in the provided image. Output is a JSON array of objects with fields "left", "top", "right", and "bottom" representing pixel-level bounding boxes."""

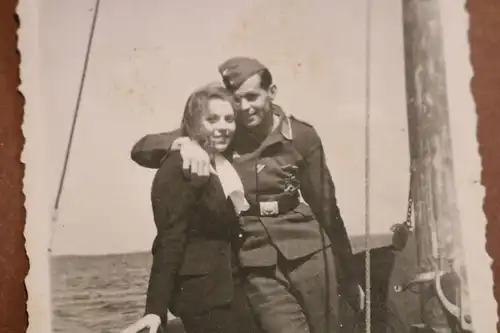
[
  {"left": 256, "top": 164, "right": 266, "bottom": 174},
  {"left": 282, "top": 164, "right": 300, "bottom": 196}
]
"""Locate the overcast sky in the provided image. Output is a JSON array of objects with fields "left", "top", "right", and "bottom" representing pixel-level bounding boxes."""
[{"left": 41, "top": 0, "right": 409, "bottom": 255}]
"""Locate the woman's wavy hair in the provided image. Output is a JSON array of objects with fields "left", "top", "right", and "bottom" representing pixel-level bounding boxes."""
[{"left": 180, "top": 82, "right": 235, "bottom": 151}]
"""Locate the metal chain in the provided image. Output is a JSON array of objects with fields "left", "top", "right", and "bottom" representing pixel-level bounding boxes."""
[{"left": 404, "top": 171, "right": 414, "bottom": 230}]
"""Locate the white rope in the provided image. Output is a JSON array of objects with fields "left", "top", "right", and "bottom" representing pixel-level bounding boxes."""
[{"left": 363, "top": 0, "right": 372, "bottom": 332}]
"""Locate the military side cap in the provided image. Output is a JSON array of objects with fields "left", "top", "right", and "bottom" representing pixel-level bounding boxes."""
[{"left": 218, "top": 57, "right": 267, "bottom": 91}]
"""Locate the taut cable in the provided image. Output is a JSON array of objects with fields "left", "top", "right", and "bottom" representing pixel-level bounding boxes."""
[
  {"left": 48, "top": 0, "right": 102, "bottom": 253},
  {"left": 363, "top": 0, "right": 372, "bottom": 332}
]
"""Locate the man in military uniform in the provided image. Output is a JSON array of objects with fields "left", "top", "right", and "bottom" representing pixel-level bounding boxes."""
[{"left": 131, "top": 57, "right": 362, "bottom": 332}]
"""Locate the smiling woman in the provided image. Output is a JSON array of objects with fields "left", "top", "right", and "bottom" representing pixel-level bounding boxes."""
[{"left": 120, "top": 82, "right": 262, "bottom": 333}]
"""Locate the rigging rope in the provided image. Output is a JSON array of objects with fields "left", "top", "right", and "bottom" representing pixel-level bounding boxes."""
[
  {"left": 363, "top": 0, "right": 372, "bottom": 332},
  {"left": 48, "top": 0, "right": 102, "bottom": 253}
]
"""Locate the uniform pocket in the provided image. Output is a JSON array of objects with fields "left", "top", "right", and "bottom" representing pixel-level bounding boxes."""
[{"left": 290, "top": 202, "right": 315, "bottom": 222}]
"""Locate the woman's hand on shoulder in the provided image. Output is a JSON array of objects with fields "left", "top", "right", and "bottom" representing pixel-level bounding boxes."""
[{"left": 121, "top": 314, "right": 162, "bottom": 333}]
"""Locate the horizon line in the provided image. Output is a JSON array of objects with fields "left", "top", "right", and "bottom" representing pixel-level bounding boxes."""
[{"left": 51, "top": 233, "right": 394, "bottom": 258}]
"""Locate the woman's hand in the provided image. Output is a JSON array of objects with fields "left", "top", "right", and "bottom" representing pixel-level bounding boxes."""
[{"left": 121, "top": 314, "right": 162, "bottom": 333}]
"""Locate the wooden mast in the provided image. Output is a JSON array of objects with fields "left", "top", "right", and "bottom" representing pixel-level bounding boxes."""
[{"left": 401, "top": 0, "right": 472, "bottom": 332}]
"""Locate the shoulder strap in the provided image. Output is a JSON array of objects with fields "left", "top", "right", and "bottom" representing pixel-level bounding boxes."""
[{"left": 288, "top": 114, "right": 319, "bottom": 160}]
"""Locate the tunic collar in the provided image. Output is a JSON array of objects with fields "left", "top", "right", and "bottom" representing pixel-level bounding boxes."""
[
  {"left": 272, "top": 104, "right": 293, "bottom": 141},
  {"left": 260, "top": 105, "right": 293, "bottom": 148}
]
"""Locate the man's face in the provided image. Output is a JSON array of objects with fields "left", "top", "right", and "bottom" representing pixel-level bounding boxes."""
[{"left": 232, "top": 73, "right": 275, "bottom": 128}]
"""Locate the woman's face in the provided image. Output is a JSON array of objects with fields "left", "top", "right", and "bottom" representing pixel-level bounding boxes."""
[{"left": 201, "top": 98, "right": 236, "bottom": 153}]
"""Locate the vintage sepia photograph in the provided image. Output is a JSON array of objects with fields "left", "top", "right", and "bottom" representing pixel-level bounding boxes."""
[{"left": 20, "top": 0, "right": 496, "bottom": 332}]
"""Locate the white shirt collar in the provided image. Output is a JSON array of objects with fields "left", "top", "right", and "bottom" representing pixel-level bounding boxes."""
[{"left": 213, "top": 154, "right": 249, "bottom": 215}]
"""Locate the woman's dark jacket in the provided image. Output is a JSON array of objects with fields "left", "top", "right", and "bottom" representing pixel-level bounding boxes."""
[{"left": 144, "top": 152, "right": 242, "bottom": 322}]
